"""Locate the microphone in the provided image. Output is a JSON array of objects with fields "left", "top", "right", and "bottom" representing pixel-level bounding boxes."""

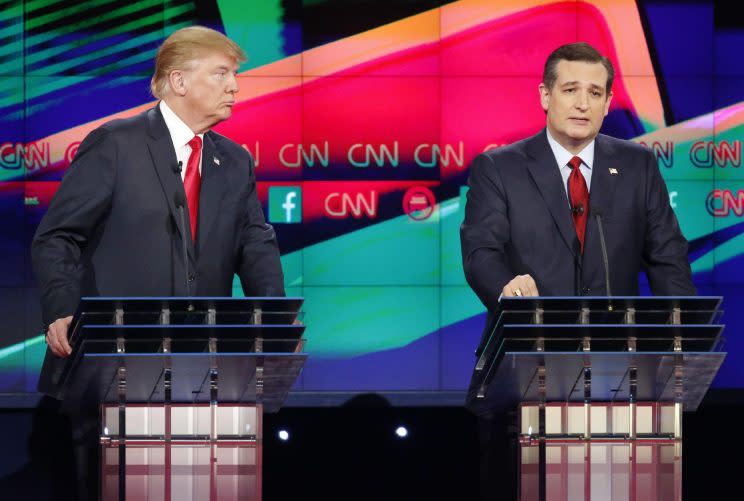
[
  {"left": 573, "top": 241, "right": 582, "bottom": 297},
  {"left": 173, "top": 161, "right": 183, "bottom": 174},
  {"left": 591, "top": 205, "right": 612, "bottom": 306},
  {"left": 570, "top": 203, "right": 584, "bottom": 295},
  {"left": 173, "top": 192, "right": 191, "bottom": 298}
]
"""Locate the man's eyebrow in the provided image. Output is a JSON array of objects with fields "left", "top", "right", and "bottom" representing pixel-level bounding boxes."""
[{"left": 559, "top": 81, "right": 604, "bottom": 91}]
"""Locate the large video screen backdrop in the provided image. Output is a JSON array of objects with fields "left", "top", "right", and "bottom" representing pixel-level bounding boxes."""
[{"left": 1, "top": 0, "right": 742, "bottom": 402}]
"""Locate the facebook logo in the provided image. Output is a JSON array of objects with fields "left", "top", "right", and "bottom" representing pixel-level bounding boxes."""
[{"left": 268, "top": 186, "right": 302, "bottom": 223}]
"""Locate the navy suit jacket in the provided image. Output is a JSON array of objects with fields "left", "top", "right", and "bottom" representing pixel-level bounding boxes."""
[
  {"left": 32, "top": 105, "right": 285, "bottom": 393},
  {"left": 461, "top": 129, "right": 695, "bottom": 355}
]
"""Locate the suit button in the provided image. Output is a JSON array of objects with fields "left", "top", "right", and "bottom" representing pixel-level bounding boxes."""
[
  {"left": 581, "top": 287, "right": 590, "bottom": 295},
  {"left": 188, "top": 275, "right": 195, "bottom": 283}
]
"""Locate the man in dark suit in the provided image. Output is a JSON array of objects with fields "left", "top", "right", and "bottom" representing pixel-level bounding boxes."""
[
  {"left": 31, "top": 26, "right": 284, "bottom": 500},
  {"left": 460, "top": 42, "right": 695, "bottom": 501},
  {"left": 33, "top": 25, "right": 284, "bottom": 362}
]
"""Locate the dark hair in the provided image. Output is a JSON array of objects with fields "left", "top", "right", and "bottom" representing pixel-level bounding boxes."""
[{"left": 542, "top": 42, "right": 614, "bottom": 94}]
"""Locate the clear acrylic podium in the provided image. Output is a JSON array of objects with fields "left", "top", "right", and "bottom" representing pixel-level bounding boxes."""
[
  {"left": 47, "top": 297, "right": 306, "bottom": 501},
  {"left": 467, "top": 296, "right": 726, "bottom": 501}
]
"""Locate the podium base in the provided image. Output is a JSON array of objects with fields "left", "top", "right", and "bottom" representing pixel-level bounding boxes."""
[
  {"left": 519, "top": 402, "right": 682, "bottom": 501},
  {"left": 100, "top": 404, "right": 262, "bottom": 501}
]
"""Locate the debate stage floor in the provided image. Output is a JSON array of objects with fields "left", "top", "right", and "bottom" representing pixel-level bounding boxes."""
[{"left": 0, "top": 390, "right": 741, "bottom": 500}]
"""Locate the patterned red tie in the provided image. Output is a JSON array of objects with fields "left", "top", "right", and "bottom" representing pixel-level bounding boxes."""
[
  {"left": 568, "top": 155, "right": 589, "bottom": 253},
  {"left": 184, "top": 136, "right": 202, "bottom": 243}
]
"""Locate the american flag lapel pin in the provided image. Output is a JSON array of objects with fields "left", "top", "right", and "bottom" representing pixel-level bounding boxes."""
[
  {"left": 213, "top": 156, "right": 220, "bottom": 166},
  {"left": 609, "top": 168, "right": 618, "bottom": 175}
]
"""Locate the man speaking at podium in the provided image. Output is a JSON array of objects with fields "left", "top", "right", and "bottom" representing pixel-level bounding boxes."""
[
  {"left": 31, "top": 26, "right": 284, "bottom": 500},
  {"left": 460, "top": 42, "right": 695, "bottom": 500}
]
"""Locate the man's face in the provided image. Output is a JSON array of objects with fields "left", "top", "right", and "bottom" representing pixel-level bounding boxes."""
[
  {"left": 181, "top": 51, "right": 239, "bottom": 129},
  {"left": 539, "top": 59, "right": 613, "bottom": 154}
]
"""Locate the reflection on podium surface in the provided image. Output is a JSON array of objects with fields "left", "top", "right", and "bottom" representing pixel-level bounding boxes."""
[
  {"left": 101, "top": 404, "right": 260, "bottom": 501},
  {"left": 520, "top": 402, "right": 682, "bottom": 501},
  {"left": 521, "top": 442, "right": 680, "bottom": 501}
]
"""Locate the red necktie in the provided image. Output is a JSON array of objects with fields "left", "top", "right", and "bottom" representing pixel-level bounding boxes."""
[
  {"left": 184, "top": 136, "right": 202, "bottom": 243},
  {"left": 568, "top": 155, "right": 589, "bottom": 253}
]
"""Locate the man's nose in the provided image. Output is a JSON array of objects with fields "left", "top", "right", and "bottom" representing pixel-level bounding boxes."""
[
  {"left": 575, "top": 91, "right": 589, "bottom": 110},
  {"left": 227, "top": 73, "right": 239, "bottom": 93}
]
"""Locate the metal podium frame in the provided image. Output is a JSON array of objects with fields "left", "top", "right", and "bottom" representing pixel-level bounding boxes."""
[
  {"left": 48, "top": 296, "right": 306, "bottom": 501},
  {"left": 466, "top": 296, "right": 726, "bottom": 501}
]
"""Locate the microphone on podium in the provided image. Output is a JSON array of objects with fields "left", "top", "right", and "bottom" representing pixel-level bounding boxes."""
[
  {"left": 591, "top": 205, "right": 612, "bottom": 303},
  {"left": 173, "top": 192, "right": 191, "bottom": 298},
  {"left": 571, "top": 203, "right": 584, "bottom": 296}
]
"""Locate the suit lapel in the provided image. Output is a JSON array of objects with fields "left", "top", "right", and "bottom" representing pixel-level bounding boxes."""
[
  {"left": 525, "top": 130, "right": 580, "bottom": 259},
  {"left": 584, "top": 135, "right": 619, "bottom": 265},
  {"left": 587, "top": 135, "right": 619, "bottom": 218},
  {"left": 197, "top": 133, "right": 226, "bottom": 257},
  {"left": 145, "top": 106, "right": 196, "bottom": 262},
  {"left": 583, "top": 135, "right": 619, "bottom": 285}
]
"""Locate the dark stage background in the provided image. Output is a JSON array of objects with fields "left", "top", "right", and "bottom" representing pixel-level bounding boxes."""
[{"left": 0, "top": 395, "right": 742, "bottom": 499}]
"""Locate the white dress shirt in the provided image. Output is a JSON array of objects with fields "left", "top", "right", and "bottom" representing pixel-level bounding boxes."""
[
  {"left": 159, "top": 100, "right": 203, "bottom": 181},
  {"left": 546, "top": 128, "right": 594, "bottom": 204}
]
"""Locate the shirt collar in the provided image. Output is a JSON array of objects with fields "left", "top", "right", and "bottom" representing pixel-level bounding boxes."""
[
  {"left": 159, "top": 100, "right": 204, "bottom": 149},
  {"left": 545, "top": 128, "right": 595, "bottom": 170}
]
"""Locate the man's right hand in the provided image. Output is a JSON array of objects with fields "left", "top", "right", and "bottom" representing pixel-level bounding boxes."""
[
  {"left": 502, "top": 274, "right": 539, "bottom": 297},
  {"left": 46, "top": 316, "right": 73, "bottom": 357}
]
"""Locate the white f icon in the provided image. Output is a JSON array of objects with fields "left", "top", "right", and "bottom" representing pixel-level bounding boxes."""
[{"left": 282, "top": 192, "right": 297, "bottom": 222}]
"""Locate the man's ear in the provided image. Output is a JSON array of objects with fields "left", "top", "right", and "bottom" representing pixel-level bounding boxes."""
[
  {"left": 168, "top": 70, "right": 187, "bottom": 97},
  {"left": 538, "top": 83, "right": 550, "bottom": 112}
]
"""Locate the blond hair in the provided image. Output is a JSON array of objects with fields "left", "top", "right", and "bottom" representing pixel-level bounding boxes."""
[{"left": 150, "top": 26, "right": 246, "bottom": 98}]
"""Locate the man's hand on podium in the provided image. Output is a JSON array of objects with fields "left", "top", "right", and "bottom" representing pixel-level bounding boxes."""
[
  {"left": 502, "top": 274, "right": 539, "bottom": 297},
  {"left": 46, "top": 316, "right": 73, "bottom": 358}
]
